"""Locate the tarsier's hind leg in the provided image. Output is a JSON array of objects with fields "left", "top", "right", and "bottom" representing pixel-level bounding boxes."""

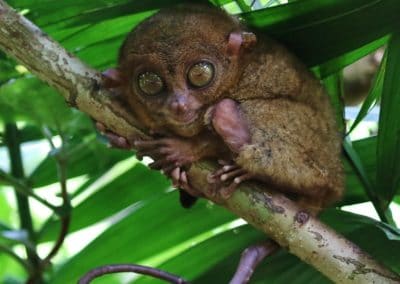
[
  {"left": 210, "top": 98, "right": 343, "bottom": 206},
  {"left": 236, "top": 98, "right": 343, "bottom": 207}
]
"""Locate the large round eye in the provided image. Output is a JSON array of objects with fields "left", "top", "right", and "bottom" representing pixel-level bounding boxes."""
[
  {"left": 138, "top": 72, "right": 164, "bottom": 95},
  {"left": 187, "top": 61, "right": 214, "bottom": 88}
]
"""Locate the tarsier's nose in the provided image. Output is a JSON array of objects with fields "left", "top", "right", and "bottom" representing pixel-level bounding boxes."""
[{"left": 171, "top": 94, "right": 189, "bottom": 115}]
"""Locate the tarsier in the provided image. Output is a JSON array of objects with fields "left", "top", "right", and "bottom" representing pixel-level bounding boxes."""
[{"left": 101, "top": 4, "right": 344, "bottom": 213}]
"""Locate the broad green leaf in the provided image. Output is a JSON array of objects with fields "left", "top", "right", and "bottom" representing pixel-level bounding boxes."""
[
  {"left": 38, "top": 163, "right": 170, "bottom": 242},
  {"left": 8, "top": 0, "right": 146, "bottom": 26},
  {"left": 0, "top": 77, "right": 73, "bottom": 127},
  {"left": 242, "top": 0, "right": 400, "bottom": 66},
  {"left": 50, "top": 194, "right": 236, "bottom": 284},
  {"left": 134, "top": 226, "right": 266, "bottom": 284},
  {"left": 47, "top": 12, "right": 155, "bottom": 68},
  {"left": 30, "top": 135, "right": 130, "bottom": 187},
  {"left": 57, "top": 13, "right": 152, "bottom": 51},
  {"left": 9, "top": 0, "right": 207, "bottom": 29},
  {"left": 73, "top": 35, "right": 125, "bottom": 69},
  {"left": 0, "top": 254, "right": 26, "bottom": 282},
  {"left": 376, "top": 33, "right": 400, "bottom": 206}
]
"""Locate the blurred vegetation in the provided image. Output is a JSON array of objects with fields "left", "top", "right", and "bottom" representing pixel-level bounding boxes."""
[{"left": 0, "top": 0, "right": 399, "bottom": 283}]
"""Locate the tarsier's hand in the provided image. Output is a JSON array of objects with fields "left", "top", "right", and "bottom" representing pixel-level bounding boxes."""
[{"left": 96, "top": 121, "right": 201, "bottom": 197}]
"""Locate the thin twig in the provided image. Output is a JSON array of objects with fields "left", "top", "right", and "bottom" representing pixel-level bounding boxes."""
[
  {"left": 42, "top": 215, "right": 70, "bottom": 266},
  {"left": 41, "top": 126, "right": 71, "bottom": 265},
  {"left": 78, "top": 264, "right": 190, "bottom": 284}
]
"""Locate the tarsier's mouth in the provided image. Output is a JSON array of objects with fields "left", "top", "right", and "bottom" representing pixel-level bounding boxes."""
[
  {"left": 166, "top": 109, "right": 205, "bottom": 137},
  {"left": 174, "top": 112, "right": 198, "bottom": 124},
  {"left": 169, "top": 108, "right": 204, "bottom": 125}
]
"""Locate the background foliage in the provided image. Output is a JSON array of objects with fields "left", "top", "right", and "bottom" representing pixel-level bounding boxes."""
[{"left": 0, "top": 0, "right": 399, "bottom": 283}]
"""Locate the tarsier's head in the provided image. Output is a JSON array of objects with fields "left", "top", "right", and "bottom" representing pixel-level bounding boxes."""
[{"left": 118, "top": 4, "right": 256, "bottom": 137}]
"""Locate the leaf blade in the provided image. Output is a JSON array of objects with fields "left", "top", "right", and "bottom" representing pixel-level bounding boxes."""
[{"left": 376, "top": 33, "right": 400, "bottom": 205}]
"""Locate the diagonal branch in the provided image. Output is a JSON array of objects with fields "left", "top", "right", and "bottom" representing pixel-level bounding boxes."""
[{"left": 0, "top": 1, "right": 399, "bottom": 283}]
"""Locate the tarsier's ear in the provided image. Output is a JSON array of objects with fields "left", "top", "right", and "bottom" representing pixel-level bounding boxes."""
[
  {"left": 101, "top": 68, "right": 124, "bottom": 88},
  {"left": 227, "top": 31, "right": 257, "bottom": 57}
]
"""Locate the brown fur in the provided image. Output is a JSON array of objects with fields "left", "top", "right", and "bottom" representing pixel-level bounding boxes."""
[{"left": 116, "top": 4, "right": 344, "bottom": 211}]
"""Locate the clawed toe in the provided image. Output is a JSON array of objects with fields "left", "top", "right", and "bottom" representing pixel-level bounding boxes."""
[{"left": 207, "top": 161, "right": 253, "bottom": 199}]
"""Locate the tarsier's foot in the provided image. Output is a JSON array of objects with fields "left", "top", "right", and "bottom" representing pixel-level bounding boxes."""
[
  {"left": 207, "top": 160, "right": 254, "bottom": 199},
  {"left": 95, "top": 122, "right": 132, "bottom": 149},
  {"left": 134, "top": 138, "right": 203, "bottom": 197}
]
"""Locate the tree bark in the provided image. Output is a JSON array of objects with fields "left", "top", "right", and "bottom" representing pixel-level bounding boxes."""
[{"left": 0, "top": 1, "right": 399, "bottom": 283}]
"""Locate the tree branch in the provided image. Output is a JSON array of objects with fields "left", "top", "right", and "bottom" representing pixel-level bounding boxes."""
[{"left": 0, "top": 1, "right": 399, "bottom": 283}]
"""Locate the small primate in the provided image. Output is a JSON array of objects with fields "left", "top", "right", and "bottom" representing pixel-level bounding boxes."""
[{"left": 100, "top": 4, "right": 344, "bottom": 212}]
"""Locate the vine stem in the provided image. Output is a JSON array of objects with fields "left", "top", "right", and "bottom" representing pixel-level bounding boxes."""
[{"left": 78, "top": 264, "right": 189, "bottom": 284}]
